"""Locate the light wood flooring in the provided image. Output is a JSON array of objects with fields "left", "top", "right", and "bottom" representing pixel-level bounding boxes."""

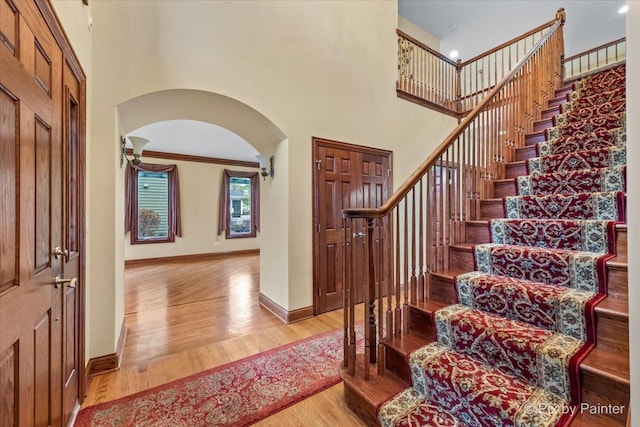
[{"left": 82, "top": 253, "right": 367, "bottom": 426}]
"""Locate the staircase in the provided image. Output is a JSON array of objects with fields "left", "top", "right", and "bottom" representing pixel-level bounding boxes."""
[{"left": 342, "top": 62, "right": 628, "bottom": 426}]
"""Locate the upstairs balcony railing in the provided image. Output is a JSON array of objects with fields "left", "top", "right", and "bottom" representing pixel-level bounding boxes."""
[
  {"left": 397, "top": 12, "right": 562, "bottom": 118},
  {"left": 563, "top": 37, "right": 626, "bottom": 80},
  {"left": 343, "top": 10, "right": 566, "bottom": 380}
]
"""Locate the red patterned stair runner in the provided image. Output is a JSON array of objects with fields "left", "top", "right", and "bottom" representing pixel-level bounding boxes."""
[{"left": 378, "top": 65, "right": 626, "bottom": 427}]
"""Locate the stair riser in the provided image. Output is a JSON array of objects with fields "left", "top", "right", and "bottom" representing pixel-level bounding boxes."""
[
  {"left": 449, "top": 247, "right": 474, "bottom": 271},
  {"left": 428, "top": 274, "right": 457, "bottom": 304},
  {"left": 480, "top": 199, "right": 505, "bottom": 219},
  {"left": 556, "top": 86, "right": 573, "bottom": 98},
  {"left": 409, "top": 307, "right": 435, "bottom": 339},
  {"left": 505, "top": 162, "right": 527, "bottom": 179},
  {"left": 343, "top": 385, "right": 380, "bottom": 427},
  {"left": 385, "top": 346, "right": 412, "bottom": 383},
  {"left": 616, "top": 229, "right": 627, "bottom": 262},
  {"left": 548, "top": 96, "right": 566, "bottom": 109},
  {"left": 515, "top": 146, "right": 537, "bottom": 161},
  {"left": 465, "top": 223, "right": 490, "bottom": 243},
  {"left": 465, "top": 224, "right": 627, "bottom": 261},
  {"left": 607, "top": 266, "right": 628, "bottom": 301},
  {"left": 596, "top": 313, "right": 629, "bottom": 356},
  {"left": 493, "top": 180, "right": 516, "bottom": 199},
  {"left": 581, "top": 372, "right": 629, "bottom": 425},
  {"left": 533, "top": 117, "right": 554, "bottom": 132},
  {"left": 526, "top": 131, "right": 546, "bottom": 146},
  {"left": 542, "top": 106, "right": 561, "bottom": 120}
]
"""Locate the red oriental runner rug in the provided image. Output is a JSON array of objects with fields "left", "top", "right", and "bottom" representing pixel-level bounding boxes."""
[{"left": 75, "top": 327, "right": 361, "bottom": 427}]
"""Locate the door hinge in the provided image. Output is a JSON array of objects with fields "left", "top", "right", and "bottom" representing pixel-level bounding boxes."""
[
  {"left": 317, "top": 224, "right": 321, "bottom": 233},
  {"left": 317, "top": 287, "right": 321, "bottom": 296},
  {"left": 316, "top": 160, "right": 322, "bottom": 170},
  {"left": 387, "top": 169, "right": 391, "bottom": 177}
]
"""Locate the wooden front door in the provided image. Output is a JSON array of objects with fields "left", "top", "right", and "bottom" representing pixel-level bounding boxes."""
[
  {"left": 313, "top": 138, "right": 392, "bottom": 314},
  {"left": 0, "top": 1, "right": 85, "bottom": 425}
]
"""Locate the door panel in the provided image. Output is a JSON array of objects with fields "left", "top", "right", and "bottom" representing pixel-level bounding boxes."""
[
  {"left": 314, "top": 139, "right": 392, "bottom": 314},
  {"left": 315, "top": 146, "right": 356, "bottom": 313},
  {"left": 0, "top": 88, "right": 18, "bottom": 295},
  {"left": 0, "top": 1, "right": 80, "bottom": 425},
  {"left": 61, "top": 64, "right": 82, "bottom": 420}
]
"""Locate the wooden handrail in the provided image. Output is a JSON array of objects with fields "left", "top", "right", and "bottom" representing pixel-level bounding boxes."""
[
  {"left": 564, "top": 37, "right": 626, "bottom": 62},
  {"left": 344, "top": 18, "right": 563, "bottom": 220},
  {"left": 396, "top": 29, "right": 458, "bottom": 66},
  {"left": 459, "top": 17, "right": 558, "bottom": 67}
]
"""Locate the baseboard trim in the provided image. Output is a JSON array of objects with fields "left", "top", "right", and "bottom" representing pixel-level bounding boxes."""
[
  {"left": 258, "top": 293, "right": 314, "bottom": 324},
  {"left": 85, "top": 319, "right": 127, "bottom": 382},
  {"left": 125, "top": 249, "right": 260, "bottom": 267}
]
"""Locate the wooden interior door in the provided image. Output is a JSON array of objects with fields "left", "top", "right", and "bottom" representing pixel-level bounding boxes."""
[
  {"left": 0, "top": 1, "right": 84, "bottom": 425},
  {"left": 313, "top": 138, "right": 392, "bottom": 314},
  {"left": 61, "top": 59, "right": 83, "bottom": 424}
]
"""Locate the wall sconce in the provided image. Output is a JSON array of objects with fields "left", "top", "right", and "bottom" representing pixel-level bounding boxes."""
[
  {"left": 120, "top": 135, "right": 150, "bottom": 167},
  {"left": 256, "top": 154, "right": 275, "bottom": 180}
]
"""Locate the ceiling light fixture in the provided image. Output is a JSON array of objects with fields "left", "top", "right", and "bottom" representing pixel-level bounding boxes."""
[
  {"left": 449, "top": 50, "right": 459, "bottom": 59},
  {"left": 618, "top": 4, "right": 628, "bottom": 14}
]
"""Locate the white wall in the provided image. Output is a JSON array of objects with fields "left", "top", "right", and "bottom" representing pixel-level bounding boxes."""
[
  {"left": 124, "top": 159, "right": 260, "bottom": 260},
  {"left": 398, "top": 15, "right": 440, "bottom": 50},
  {"left": 49, "top": 0, "right": 99, "bottom": 360},
  {"left": 60, "top": 0, "right": 457, "bottom": 359}
]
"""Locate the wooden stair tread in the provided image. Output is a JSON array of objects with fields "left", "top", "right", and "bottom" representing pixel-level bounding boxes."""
[
  {"left": 431, "top": 269, "right": 467, "bottom": 280},
  {"left": 607, "top": 258, "right": 628, "bottom": 268},
  {"left": 411, "top": 299, "right": 449, "bottom": 313},
  {"left": 450, "top": 242, "right": 473, "bottom": 251},
  {"left": 581, "top": 347, "right": 630, "bottom": 385},
  {"left": 384, "top": 331, "right": 431, "bottom": 355},
  {"left": 595, "top": 297, "right": 628, "bottom": 318},
  {"left": 466, "top": 219, "right": 489, "bottom": 226}
]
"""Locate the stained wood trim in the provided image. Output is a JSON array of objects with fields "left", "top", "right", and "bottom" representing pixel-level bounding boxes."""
[
  {"left": 85, "top": 319, "right": 126, "bottom": 378},
  {"left": 35, "top": 0, "right": 86, "bottom": 81},
  {"left": 124, "top": 249, "right": 260, "bottom": 267},
  {"left": 258, "top": 293, "right": 314, "bottom": 324},
  {"left": 396, "top": 29, "right": 457, "bottom": 66},
  {"left": 311, "top": 137, "right": 393, "bottom": 158},
  {"left": 125, "top": 149, "right": 259, "bottom": 168},
  {"left": 396, "top": 88, "right": 461, "bottom": 119}
]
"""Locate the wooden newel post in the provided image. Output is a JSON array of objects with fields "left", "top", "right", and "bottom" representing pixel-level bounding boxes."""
[
  {"left": 366, "top": 218, "right": 377, "bottom": 366},
  {"left": 556, "top": 7, "right": 566, "bottom": 24}
]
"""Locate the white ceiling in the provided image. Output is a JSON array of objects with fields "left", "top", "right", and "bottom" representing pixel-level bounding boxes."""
[
  {"left": 126, "top": 120, "right": 259, "bottom": 163},
  {"left": 399, "top": 0, "right": 627, "bottom": 60},
  {"left": 134, "top": 2, "right": 626, "bottom": 161}
]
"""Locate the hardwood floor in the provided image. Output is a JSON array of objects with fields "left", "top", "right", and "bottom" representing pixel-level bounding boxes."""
[{"left": 82, "top": 253, "right": 367, "bottom": 426}]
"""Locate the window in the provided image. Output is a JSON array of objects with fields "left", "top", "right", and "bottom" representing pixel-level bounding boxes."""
[
  {"left": 125, "top": 163, "right": 181, "bottom": 244},
  {"left": 137, "top": 171, "right": 169, "bottom": 240},
  {"left": 218, "top": 170, "right": 259, "bottom": 239}
]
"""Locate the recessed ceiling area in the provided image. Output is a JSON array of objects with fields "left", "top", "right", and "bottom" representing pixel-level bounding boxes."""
[
  {"left": 399, "top": 0, "right": 626, "bottom": 60},
  {"left": 126, "top": 119, "right": 259, "bottom": 162}
]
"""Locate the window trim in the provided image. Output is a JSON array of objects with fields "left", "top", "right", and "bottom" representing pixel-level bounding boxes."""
[
  {"left": 132, "top": 169, "right": 174, "bottom": 244},
  {"left": 218, "top": 170, "right": 259, "bottom": 239},
  {"left": 125, "top": 162, "right": 181, "bottom": 245}
]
